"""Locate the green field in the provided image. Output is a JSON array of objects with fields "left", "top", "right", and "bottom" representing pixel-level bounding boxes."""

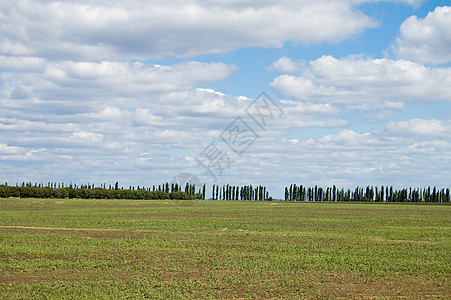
[{"left": 1, "top": 198, "right": 450, "bottom": 299}]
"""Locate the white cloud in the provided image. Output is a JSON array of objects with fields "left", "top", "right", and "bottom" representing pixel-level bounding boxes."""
[
  {"left": 393, "top": 6, "right": 451, "bottom": 65},
  {"left": 71, "top": 131, "right": 104, "bottom": 143},
  {"left": 270, "top": 55, "right": 451, "bottom": 105},
  {"left": 0, "top": 144, "right": 24, "bottom": 155},
  {"left": 267, "top": 56, "right": 306, "bottom": 73},
  {"left": 0, "top": 60, "right": 237, "bottom": 121},
  {"left": 39, "top": 60, "right": 236, "bottom": 93},
  {"left": 383, "top": 119, "right": 451, "bottom": 137},
  {"left": 280, "top": 100, "right": 338, "bottom": 114},
  {"left": 0, "top": 0, "right": 379, "bottom": 60},
  {"left": 0, "top": 56, "right": 46, "bottom": 72}
]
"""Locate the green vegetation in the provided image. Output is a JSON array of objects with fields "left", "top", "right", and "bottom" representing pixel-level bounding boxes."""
[
  {"left": 211, "top": 184, "right": 269, "bottom": 201},
  {"left": 0, "top": 182, "right": 271, "bottom": 202},
  {"left": 1, "top": 198, "right": 450, "bottom": 299},
  {"left": 1, "top": 182, "right": 449, "bottom": 203},
  {"left": 0, "top": 182, "right": 205, "bottom": 200},
  {"left": 285, "top": 184, "right": 450, "bottom": 203}
]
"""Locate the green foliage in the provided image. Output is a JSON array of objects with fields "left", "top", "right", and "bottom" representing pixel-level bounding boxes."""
[
  {"left": 1, "top": 183, "right": 449, "bottom": 203},
  {"left": 0, "top": 185, "right": 202, "bottom": 200},
  {"left": 284, "top": 184, "right": 450, "bottom": 203}
]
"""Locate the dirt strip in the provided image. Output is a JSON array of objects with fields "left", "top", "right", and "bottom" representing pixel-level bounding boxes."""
[{"left": 0, "top": 225, "right": 124, "bottom": 232}]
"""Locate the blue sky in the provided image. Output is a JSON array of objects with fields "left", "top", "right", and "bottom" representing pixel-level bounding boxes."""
[{"left": 1, "top": 0, "right": 450, "bottom": 198}]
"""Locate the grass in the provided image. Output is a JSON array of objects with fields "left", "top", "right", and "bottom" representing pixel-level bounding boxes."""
[{"left": 0, "top": 198, "right": 450, "bottom": 299}]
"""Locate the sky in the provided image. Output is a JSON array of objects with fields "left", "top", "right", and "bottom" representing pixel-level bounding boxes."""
[{"left": 1, "top": 0, "right": 450, "bottom": 199}]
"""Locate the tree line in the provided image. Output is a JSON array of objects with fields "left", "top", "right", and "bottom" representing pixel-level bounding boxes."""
[
  {"left": 1, "top": 181, "right": 449, "bottom": 203},
  {"left": 0, "top": 181, "right": 206, "bottom": 200},
  {"left": 284, "top": 184, "right": 450, "bottom": 203},
  {"left": 211, "top": 184, "right": 270, "bottom": 201}
]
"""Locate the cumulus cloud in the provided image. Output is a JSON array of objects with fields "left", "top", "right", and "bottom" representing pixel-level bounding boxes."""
[
  {"left": 267, "top": 56, "right": 306, "bottom": 73},
  {"left": 0, "top": 60, "right": 237, "bottom": 120},
  {"left": 383, "top": 119, "right": 451, "bottom": 137},
  {"left": 270, "top": 55, "right": 451, "bottom": 105},
  {"left": 40, "top": 60, "right": 236, "bottom": 94},
  {"left": 0, "top": 144, "right": 24, "bottom": 155},
  {"left": 0, "top": 0, "right": 380, "bottom": 60},
  {"left": 393, "top": 6, "right": 451, "bottom": 65},
  {"left": 0, "top": 56, "right": 46, "bottom": 72}
]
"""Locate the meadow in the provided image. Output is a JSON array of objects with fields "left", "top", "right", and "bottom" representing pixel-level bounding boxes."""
[{"left": 0, "top": 198, "right": 450, "bottom": 299}]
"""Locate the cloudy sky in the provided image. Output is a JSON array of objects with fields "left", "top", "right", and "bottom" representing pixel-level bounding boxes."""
[{"left": 1, "top": 0, "right": 450, "bottom": 198}]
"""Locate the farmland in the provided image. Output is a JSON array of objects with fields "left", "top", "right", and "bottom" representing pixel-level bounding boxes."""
[{"left": 0, "top": 198, "right": 450, "bottom": 299}]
